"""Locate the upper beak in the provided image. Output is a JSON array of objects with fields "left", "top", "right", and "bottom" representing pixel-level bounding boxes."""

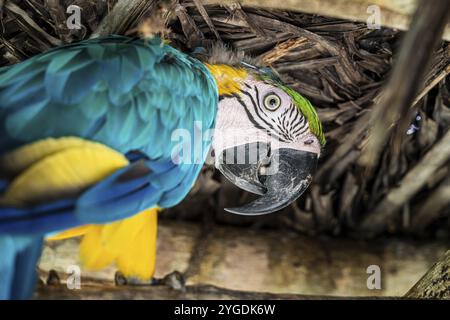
[{"left": 217, "top": 143, "right": 318, "bottom": 215}]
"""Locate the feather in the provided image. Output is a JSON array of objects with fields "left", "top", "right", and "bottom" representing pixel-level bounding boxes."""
[
  {"left": 79, "top": 227, "right": 116, "bottom": 270},
  {"left": 115, "top": 208, "right": 157, "bottom": 280},
  {"left": 0, "top": 35, "right": 218, "bottom": 299},
  {"left": 47, "top": 224, "right": 93, "bottom": 241},
  {"left": 0, "top": 235, "right": 42, "bottom": 299},
  {"left": 0, "top": 140, "right": 128, "bottom": 206},
  {"left": 79, "top": 208, "right": 158, "bottom": 280},
  {"left": 0, "top": 36, "right": 218, "bottom": 155}
]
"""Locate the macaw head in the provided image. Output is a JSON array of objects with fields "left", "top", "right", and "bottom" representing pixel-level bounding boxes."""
[{"left": 205, "top": 53, "right": 325, "bottom": 216}]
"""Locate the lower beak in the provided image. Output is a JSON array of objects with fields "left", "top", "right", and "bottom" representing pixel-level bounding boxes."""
[{"left": 217, "top": 143, "right": 318, "bottom": 215}]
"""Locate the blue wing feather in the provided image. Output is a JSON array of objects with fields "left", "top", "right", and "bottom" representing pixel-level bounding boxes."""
[
  {"left": 0, "top": 35, "right": 218, "bottom": 298},
  {"left": 0, "top": 35, "right": 218, "bottom": 227},
  {"left": 0, "top": 36, "right": 218, "bottom": 154}
]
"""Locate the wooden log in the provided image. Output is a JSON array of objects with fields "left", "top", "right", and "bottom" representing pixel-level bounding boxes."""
[
  {"left": 410, "top": 176, "right": 450, "bottom": 231},
  {"left": 204, "top": 0, "right": 450, "bottom": 41},
  {"left": 89, "top": 0, "right": 450, "bottom": 42},
  {"left": 38, "top": 220, "right": 448, "bottom": 298},
  {"left": 405, "top": 250, "right": 450, "bottom": 299},
  {"left": 360, "top": 130, "right": 450, "bottom": 234},
  {"left": 4, "top": 1, "right": 62, "bottom": 46},
  {"left": 315, "top": 44, "right": 450, "bottom": 188},
  {"left": 90, "top": 0, "right": 160, "bottom": 38},
  {"left": 36, "top": 248, "right": 450, "bottom": 299},
  {"left": 35, "top": 280, "right": 328, "bottom": 299},
  {"left": 358, "top": 0, "right": 450, "bottom": 169}
]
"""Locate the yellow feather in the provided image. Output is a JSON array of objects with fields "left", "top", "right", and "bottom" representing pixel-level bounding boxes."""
[
  {"left": 205, "top": 64, "right": 247, "bottom": 96},
  {"left": 1, "top": 137, "right": 159, "bottom": 280},
  {"left": 116, "top": 208, "right": 158, "bottom": 280},
  {"left": 79, "top": 226, "right": 116, "bottom": 270},
  {"left": 47, "top": 225, "right": 94, "bottom": 241},
  {"left": 100, "top": 208, "right": 156, "bottom": 255},
  {"left": 0, "top": 141, "right": 129, "bottom": 206},
  {"left": 79, "top": 208, "right": 159, "bottom": 280},
  {"left": 0, "top": 137, "right": 98, "bottom": 177}
]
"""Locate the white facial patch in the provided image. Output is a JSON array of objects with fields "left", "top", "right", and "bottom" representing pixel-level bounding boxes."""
[{"left": 211, "top": 77, "right": 321, "bottom": 163}]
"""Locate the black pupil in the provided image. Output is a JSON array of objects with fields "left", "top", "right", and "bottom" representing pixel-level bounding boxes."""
[{"left": 269, "top": 98, "right": 277, "bottom": 106}]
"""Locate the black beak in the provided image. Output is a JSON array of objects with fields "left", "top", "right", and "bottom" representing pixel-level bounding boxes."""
[{"left": 217, "top": 143, "right": 318, "bottom": 215}]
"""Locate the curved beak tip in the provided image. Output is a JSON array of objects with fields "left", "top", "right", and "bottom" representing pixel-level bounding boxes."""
[{"left": 218, "top": 145, "right": 318, "bottom": 216}]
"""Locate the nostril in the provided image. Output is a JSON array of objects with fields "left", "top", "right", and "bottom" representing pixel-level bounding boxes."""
[{"left": 304, "top": 139, "right": 314, "bottom": 145}]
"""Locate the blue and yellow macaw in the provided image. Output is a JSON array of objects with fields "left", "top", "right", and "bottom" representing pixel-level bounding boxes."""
[{"left": 0, "top": 35, "right": 325, "bottom": 299}]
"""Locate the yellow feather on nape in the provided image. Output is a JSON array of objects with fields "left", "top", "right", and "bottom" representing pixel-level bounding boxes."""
[
  {"left": 0, "top": 140, "right": 129, "bottom": 206},
  {"left": 79, "top": 208, "right": 159, "bottom": 281},
  {"left": 204, "top": 64, "right": 247, "bottom": 96}
]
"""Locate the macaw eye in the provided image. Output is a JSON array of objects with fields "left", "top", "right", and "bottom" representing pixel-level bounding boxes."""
[{"left": 263, "top": 93, "right": 281, "bottom": 111}]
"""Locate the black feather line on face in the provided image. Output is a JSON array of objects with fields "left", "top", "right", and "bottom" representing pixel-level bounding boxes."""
[
  {"left": 254, "top": 86, "right": 272, "bottom": 120},
  {"left": 229, "top": 85, "right": 310, "bottom": 143},
  {"left": 243, "top": 82, "right": 252, "bottom": 90},
  {"left": 291, "top": 120, "right": 309, "bottom": 137},
  {"left": 254, "top": 88, "right": 279, "bottom": 128},
  {"left": 288, "top": 105, "right": 296, "bottom": 119},
  {"left": 274, "top": 111, "right": 293, "bottom": 141},
  {"left": 290, "top": 106, "right": 307, "bottom": 133},
  {"left": 281, "top": 110, "right": 290, "bottom": 131},
  {"left": 275, "top": 119, "right": 292, "bottom": 141},
  {"left": 219, "top": 93, "right": 239, "bottom": 101},
  {"left": 241, "top": 90, "right": 276, "bottom": 133},
  {"left": 238, "top": 91, "right": 287, "bottom": 143},
  {"left": 236, "top": 95, "right": 265, "bottom": 132}
]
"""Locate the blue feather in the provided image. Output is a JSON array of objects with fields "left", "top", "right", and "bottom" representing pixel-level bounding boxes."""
[
  {"left": 0, "top": 35, "right": 218, "bottom": 299},
  {"left": 0, "top": 236, "right": 42, "bottom": 299}
]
